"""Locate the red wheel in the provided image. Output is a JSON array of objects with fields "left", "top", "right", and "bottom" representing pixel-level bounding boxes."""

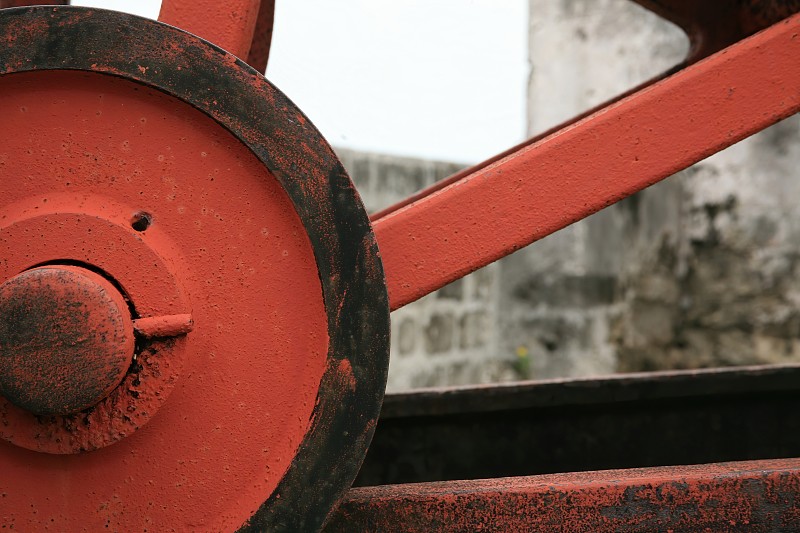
[{"left": 0, "top": 7, "right": 388, "bottom": 531}]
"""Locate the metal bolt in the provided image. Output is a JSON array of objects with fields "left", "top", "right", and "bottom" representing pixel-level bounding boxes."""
[{"left": 0, "top": 266, "right": 135, "bottom": 416}]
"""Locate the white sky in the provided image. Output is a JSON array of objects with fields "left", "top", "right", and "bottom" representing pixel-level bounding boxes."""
[{"left": 73, "top": 1, "right": 529, "bottom": 164}]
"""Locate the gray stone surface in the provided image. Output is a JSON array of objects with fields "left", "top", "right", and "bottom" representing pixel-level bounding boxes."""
[{"left": 512, "top": 0, "right": 800, "bottom": 378}]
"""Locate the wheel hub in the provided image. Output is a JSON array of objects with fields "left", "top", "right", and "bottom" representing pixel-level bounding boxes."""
[{"left": 0, "top": 265, "right": 134, "bottom": 416}]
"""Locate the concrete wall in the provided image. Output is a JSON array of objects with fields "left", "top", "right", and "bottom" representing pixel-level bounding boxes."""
[
  {"left": 338, "top": 0, "right": 800, "bottom": 390},
  {"left": 509, "top": 0, "right": 800, "bottom": 378},
  {"left": 499, "top": 0, "right": 687, "bottom": 379}
]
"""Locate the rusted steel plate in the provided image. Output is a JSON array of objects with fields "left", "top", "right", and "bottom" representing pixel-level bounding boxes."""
[
  {"left": 0, "top": 7, "right": 388, "bottom": 532},
  {"left": 327, "top": 459, "right": 800, "bottom": 532},
  {"left": 374, "top": 13, "right": 800, "bottom": 310},
  {"left": 357, "top": 365, "right": 800, "bottom": 486}
]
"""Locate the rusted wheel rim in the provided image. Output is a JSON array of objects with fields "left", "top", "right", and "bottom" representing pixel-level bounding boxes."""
[{"left": 0, "top": 6, "right": 389, "bottom": 532}]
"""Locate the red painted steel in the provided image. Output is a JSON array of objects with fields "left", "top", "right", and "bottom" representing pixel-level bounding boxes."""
[
  {"left": 0, "top": 208, "right": 193, "bottom": 453},
  {"left": 0, "top": 70, "right": 329, "bottom": 529},
  {"left": 325, "top": 459, "right": 800, "bottom": 532},
  {"left": 0, "top": 1, "right": 274, "bottom": 71},
  {"left": 246, "top": 0, "right": 275, "bottom": 73},
  {"left": 2, "top": 2, "right": 800, "bottom": 530},
  {"left": 368, "top": 71, "right": 682, "bottom": 223},
  {"left": 0, "top": 8, "right": 390, "bottom": 527},
  {"left": 159, "top": 0, "right": 261, "bottom": 60},
  {"left": 374, "top": 14, "right": 800, "bottom": 310}
]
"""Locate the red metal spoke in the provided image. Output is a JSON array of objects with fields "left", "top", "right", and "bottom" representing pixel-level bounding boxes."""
[
  {"left": 246, "top": 0, "right": 274, "bottom": 73},
  {"left": 373, "top": 14, "right": 800, "bottom": 311},
  {"left": 325, "top": 459, "right": 800, "bottom": 532},
  {"left": 158, "top": 0, "right": 261, "bottom": 61}
]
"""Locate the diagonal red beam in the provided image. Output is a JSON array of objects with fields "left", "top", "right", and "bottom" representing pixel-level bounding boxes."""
[
  {"left": 324, "top": 458, "right": 800, "bottom": 532},
  {"left": 368, "top": 67, "right": 683, "bottom": 222},
  {"left": 371, "top": 2, "right": 800, "bottom": 224},
  {"left": 374, "top": 14, "right": 800, "bottom": 311}
]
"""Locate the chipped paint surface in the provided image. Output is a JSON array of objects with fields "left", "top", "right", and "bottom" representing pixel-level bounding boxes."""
[
  {"left": 326, "top": 459, "right": 800, "bottom": 532},
  {"left": 0, "top": 7, "right": 388, "bottom": 532}
]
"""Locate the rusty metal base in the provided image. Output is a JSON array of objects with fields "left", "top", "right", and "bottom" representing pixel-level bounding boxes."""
[
  {"left": 327, "top": 365, "right": 800, "bottom": 531},
  {"left": 326, "top": 459, "right": 800, "bottom": 532}
]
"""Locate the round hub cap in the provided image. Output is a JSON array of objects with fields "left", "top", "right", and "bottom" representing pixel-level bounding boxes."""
[{"left": 0, "top": 266, "right": 134, "bottom": 415}]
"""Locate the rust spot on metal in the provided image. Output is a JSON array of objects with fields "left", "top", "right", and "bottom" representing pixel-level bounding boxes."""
[
  {"left": 335, "top": 358, "right": 357, "bottom": 393},
  {"left": 0, "top": 266, "right": 134, "bottom": 416}
]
